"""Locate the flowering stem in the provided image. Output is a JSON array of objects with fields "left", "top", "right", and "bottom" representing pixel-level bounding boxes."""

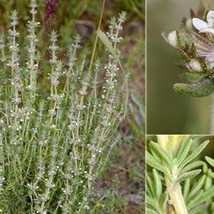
[{"left": 88, "top": 0, "right": 106, "bottom": 74}]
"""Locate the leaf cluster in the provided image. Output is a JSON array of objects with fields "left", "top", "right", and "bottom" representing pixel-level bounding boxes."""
[{"left": 146, "top": 137, "right": 214, "bottom": 214}]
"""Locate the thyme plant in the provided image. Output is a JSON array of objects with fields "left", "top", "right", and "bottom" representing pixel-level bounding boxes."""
[
  {"left": 146, "top": 136, "right": 214, "bottom": 214},
  {"left": 0, "top": 0, "right": 128, "bottom": 213}
]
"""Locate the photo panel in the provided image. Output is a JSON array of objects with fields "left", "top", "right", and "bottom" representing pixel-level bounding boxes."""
[
  {"left": 146, "top": 135, "right": 214, "bottom": 213},
  {"left": 147, "top": 0, "right": 214, "bottom": 134},
  {"left": 0, "top": 0, "right": 145, "bottom": 213}
]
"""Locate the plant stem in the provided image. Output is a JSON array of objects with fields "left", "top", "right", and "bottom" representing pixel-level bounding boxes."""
[
  {"left": 166, "top": 179, "right": 188, "bottom": 214},
  {"left": 88, "top": 0, "right": 106, "bottom": 74}
]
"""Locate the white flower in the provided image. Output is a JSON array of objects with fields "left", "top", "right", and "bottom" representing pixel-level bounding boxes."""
[
  {"left": 192, "top": 10, "right": 214, "bottom": 34},
  {"left": 162, "top": 30, "right": 178, "bottom": 48},
  {"left": 186, "top": 59, "right": 202, "bottom": 72}
]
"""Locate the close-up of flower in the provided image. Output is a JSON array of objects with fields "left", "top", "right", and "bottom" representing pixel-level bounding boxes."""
[
  {"left": 192, "top": 10, "right": 214, "bottom": 34},
  {"left": 148, "top": 0, "right": 214, "bottom": 133},
  {"left": 161, "top": 6, "right": 214, "bottom": 134}
]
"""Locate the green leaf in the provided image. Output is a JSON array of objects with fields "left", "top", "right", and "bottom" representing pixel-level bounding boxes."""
[
  {"left": 188, "top": 189, "right": 203, "bottom": 210},
  {"left": 180, "top": 160, "right": 204, "bottom": 174},
  {"left": 5, "top": 181, "right": 16, "bottom": 191},
  {"left": 176, "top": 138, "right": 192, "bottom": 167},
  {"left": 146, "top": 173, "right": 155, "bottom": 197},
  {"left": 177, "top": 169, "right": 201, "bottom": 183},
  {"left": 146, "top": 196, "right": 159, "bottom": 212},
  {"left": 173, "top": 76, "right": 214, "bottom": 97},
  {"left": 97, "top": 29, "right": 124, "bottom": 73},
  {"left": 204, "top": 174, "right": 212, "bottom": 190},
  {"left": 188, "top": 187, "right": 214, "bottom": 209},
  {"left": 150, "top": 147, "right": 162, "bottom": 163},
  {"left": 153, "top": 169, "right": 162, "bottom": 199},
  {"left": 149, "top": 142, "right": 174, "bottom": 170},
  {"left": 209, "top": 172, "right": 214, "bottom": 179},
  {"left": 146, "top": 207, "right": 158, "bottom": 214},
  {"left": 146, "top": 151, "right": 172, "bottom": 180},
  {"left": 205, "top": 156, "right": 214, "bottom": 167},
  {"left": 159, "top": 191, "right": 168, "bottom": 213},
  {"left": 188, "top": 175, "right": 206, "bottom": 201},
  {"left": 146, "top": 151, "right": 167, "bottom": 174},
  {"left": 183, "top": 179, "right": 190, "bottom": 200},
  {"left": 189, "top": 204, "right": 208, "bottom": 214},
  {"left": 176, "top": 136, "right": 191, "bottom": 159},
  {"left": 179, "top": 141, "right": 209, "bottom": 170}
]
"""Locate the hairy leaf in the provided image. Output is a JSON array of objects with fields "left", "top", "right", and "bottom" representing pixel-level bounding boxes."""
[
  {"left": 188, "top": 175, "right": 206, "bottom": 201},
  {"left": 180, "top": 160, "right": 204, "bottom": 174},
  {"left": 146, "top": 207, "right": 158, "bottom": 214},
  {"left": 146, "top": 196, "right": 159, "bottom": 212},
  {"left": 146, "top": 173, "right": 155, "bottom": 198},
  {"left": 146, "top": 151, "right": 168, "bottom": 175},
  {"left": 179, "top": 141, "right": 209, "bottom": 170},
  {"left": 176, "top": 138, "right": 192, "bottom": 167},
  {"left": 149, "top": 142, "right": 174, "bottom": 170},
  {"left": 205, "top": 156, "right": 214, "bottom": 167},
  {"left": 97, "top": 29, "right": 124, "bottom": 73},
  {"left": 177, "top": 169, "right": 201, "bottom": 183},
  {"left": 188, "top": 187, "right": 214, "bottom": 209},
  {"left": 183, "top": 179, "right": 191, "bottom": 200},
  {"left": 173, "top": 76, "right": 214, "bottom": 97},
  {"left": 153, "top": 169, "right": 162, "bottom": 199},
  {"left": 176, "top": 136, "right": 191, "bottom": 159}
]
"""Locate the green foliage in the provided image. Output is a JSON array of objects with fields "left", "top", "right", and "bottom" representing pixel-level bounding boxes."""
[
  {"left": 173, "top": 76, "right": 214, "bottom": 97},
  {"left": 146, "top": 137, "right": 214, "bottom": 214},
  {"left": 0, "top": 0, "right": 129, "bottom": 212},
  {"left": 128, "top": 94, "right": 145, "bottom": 139}
]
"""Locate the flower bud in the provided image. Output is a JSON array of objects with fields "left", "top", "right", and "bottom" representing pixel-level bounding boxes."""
[
  {"left": 162, "top": 31, "right": 178, "bottom": 48},
  {"left": 186, "top": 59, "right": 202, "bottom": 72}
]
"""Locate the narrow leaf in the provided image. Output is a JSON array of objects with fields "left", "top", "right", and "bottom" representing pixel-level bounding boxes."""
[
  {"left": 153, "top": 169, "right": 162, "bottom": 199},
  {"left": 205, "top": 156, "right": 214, "bottom": 167},
  {"left": 159, "top": 191, "right": 168, "bottom": 213},
  {"left": 183, "top": 179, "right": 190, "bottom": 200},
  {"left": 150, "top": 142, "right": 174, "bottom": 170},
  {"left": 188, "top": 187, "right": 214, "bottom": 209},
  {"left": 209, "top": 172, "right": 214, "bottom": 179},
  {"left": 188, "top": 175, "right": 206, "bottom": 200},
  {"left": 179, "top": 141, "right": 209, "bottom": 170},
  {"left": 146, "top": 151, "right": 171, "bottom": 179},
  {"left": 176, "top": 138, "right": 192, "bottom": 167},
  {"left": 146, "top": 173, "right": 155, "bottom": 197},
  {"left": 146, "top": 207, "right": 158, "bottom": 214},
  {"left": 188, "top": 189, "right": 203, "bottom": 209},
  {"left": 97, "top": 29, "right": 124, "bottom": 73},
  {"left": 180, "top": 160, "right": 204, "bottom": 174},
  {"left": 146, "top": 196, "right": 159, "bottom": 211},
  {"left": 204, "top": 175, "right": 212, "bottom": 190},
  {"left": 150, "top": 148, "right": 161, "bottom": 163},
  {"left": 146, "top": 151, "right": 168, "bottom": 174},
  {"left": 177, "top": 169, "right": 201, "bottom": 183},
  {"left": 176, "top": 136, "right": 191, "bottom": 158},
  {"left": 189, "top": 204, "right": 208, "bottom": 214}
]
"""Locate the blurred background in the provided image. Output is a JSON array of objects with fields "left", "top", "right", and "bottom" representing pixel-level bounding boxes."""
[{"left": 147, "top": 0, "right": 214, "bottom": 134}]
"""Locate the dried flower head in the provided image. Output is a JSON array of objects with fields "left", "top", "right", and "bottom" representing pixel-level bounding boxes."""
[{"left": 44, "top": 0, "right": 58, "bottom": 23}]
